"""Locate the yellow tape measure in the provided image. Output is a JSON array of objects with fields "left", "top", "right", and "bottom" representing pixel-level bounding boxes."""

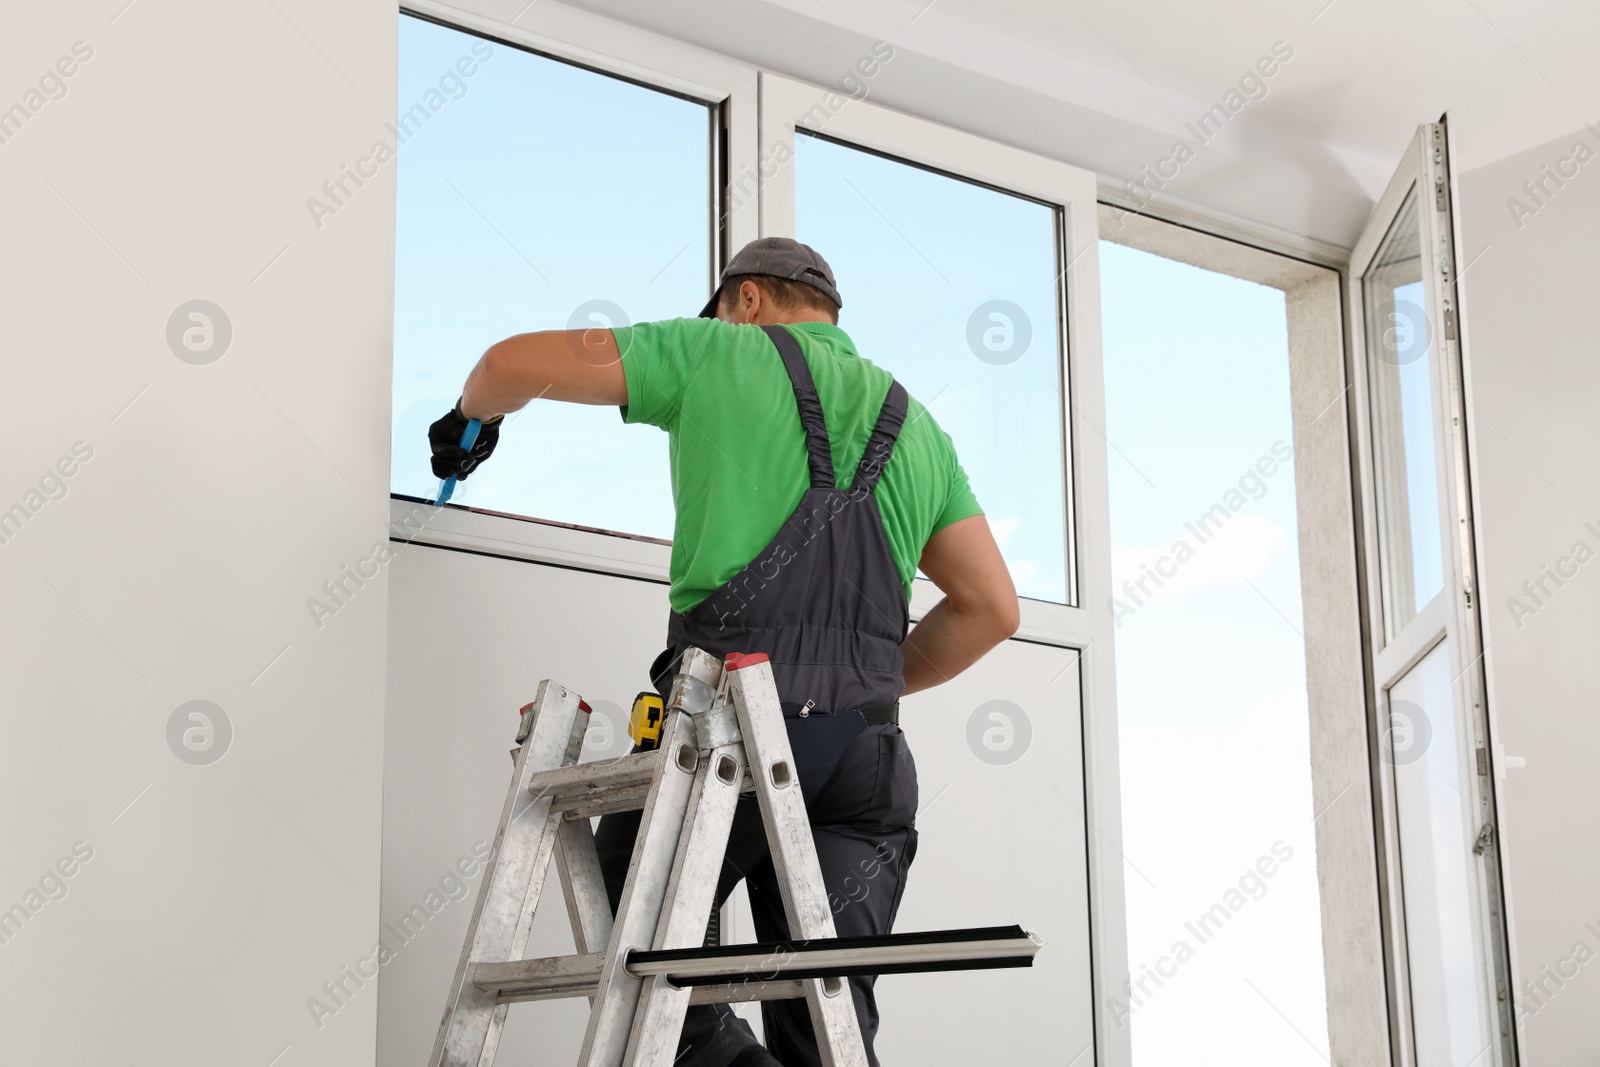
[{"left": 628, "top": 691, "right": 665, "bottom": 750}]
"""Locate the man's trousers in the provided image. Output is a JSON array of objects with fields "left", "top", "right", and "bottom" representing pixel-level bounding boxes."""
[{"left": 593, "top": 715, "right": 919, "bottom": 1067}]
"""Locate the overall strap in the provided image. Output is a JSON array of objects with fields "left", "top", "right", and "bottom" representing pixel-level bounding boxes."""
[
  {"left": 761, "top": 324, "right": 834, "bottom": 490},
  {"left": 850, "top": 379, "right": 908, "bottom": 495}
]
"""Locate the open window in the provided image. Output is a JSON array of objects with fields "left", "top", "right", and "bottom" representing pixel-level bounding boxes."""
[{"left": 1348, "top": 121, "right": 1518, "bottom": 1067}]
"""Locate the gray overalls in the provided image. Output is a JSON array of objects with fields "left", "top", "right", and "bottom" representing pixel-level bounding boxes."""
[{"left": 595, "top": 325, "right": 921, "bottom": 1067}]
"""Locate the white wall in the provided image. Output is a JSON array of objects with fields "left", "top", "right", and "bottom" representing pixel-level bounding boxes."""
[
  {"left": 0, "top": 2, "right": 396, "bottom": 1065},
  {"left": 1457, "top": 125, "right": 1600, "bottom": 1065}
]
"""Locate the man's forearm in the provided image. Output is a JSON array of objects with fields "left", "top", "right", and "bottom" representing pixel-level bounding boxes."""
[
  {"left": 899, "top": 595, "right": 1018, "bottom": 696},
  {"left": 458, "top": 330, "right": 627, "bottom": 420}
]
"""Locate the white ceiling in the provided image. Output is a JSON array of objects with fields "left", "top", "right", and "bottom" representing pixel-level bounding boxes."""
[{"left": 555, "top": 0, "right": 1598, "bottom": 253}]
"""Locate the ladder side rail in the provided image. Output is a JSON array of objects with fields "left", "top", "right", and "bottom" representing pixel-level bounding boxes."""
[
  {"left": 624, "top": 702, "right": 749, "bottom": 1066},
  {"left": 725, "top": 660, "right": 869, "bottom": 1067},
  {"left": 576, "top": 649, "right": 725, "bottom": 1067},
  {"left": 575, "top": 710, "right": 700, "bottom": 1067}
]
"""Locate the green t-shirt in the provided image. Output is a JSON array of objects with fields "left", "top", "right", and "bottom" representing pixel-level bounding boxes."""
[{"left": 615, "top": 317, "right": 983, "bottom": 614}]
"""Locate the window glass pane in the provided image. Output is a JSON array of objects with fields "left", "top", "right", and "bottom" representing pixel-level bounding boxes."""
[
  {"left": 1100, "top": 240, "right": 1329, "bottom": 1065},
  {"left": 1363, "top": 188, "right": 1445, "bottom": 638},
  {"left": 794, "top": 133, "right": 1070, "bottom": 604},
  {"left": 1386, "top": 640, "right": 1496, "bottom": 1066},
  {"left": 391, "top": 15, "right": 711, "bottom": 539}
]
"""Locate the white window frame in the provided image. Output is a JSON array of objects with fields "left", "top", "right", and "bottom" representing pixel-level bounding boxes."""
[
  {"left": 390, "top": 0, "right": 757, "bottom": 581},
  {"left": 757, "top": 71, "right": 1126, "bottom": 1064},
  {"left": 387, "top": 5, "right": 1110, "bottom": 655},
  {"left": 1345, "top": 122, "right": 1518, "bottom": 1067},
  {"left": 757, "top": 73, "right": 1105, "bottom": 645}
]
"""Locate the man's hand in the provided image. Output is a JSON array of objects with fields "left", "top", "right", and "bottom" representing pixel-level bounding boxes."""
[
  {"left": 428, "top": 400, "right": 503, "bottom": 481},
  {"left": 900, "top": 515, "right": 1020, "bottom": 695},
  {"left": 432, "top": 329, "right": 626, "bottom": 486}
]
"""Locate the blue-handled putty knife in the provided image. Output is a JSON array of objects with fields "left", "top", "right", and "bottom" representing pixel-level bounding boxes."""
[{"left": 434, "top": 417, "right": 482, "bottom": 506}]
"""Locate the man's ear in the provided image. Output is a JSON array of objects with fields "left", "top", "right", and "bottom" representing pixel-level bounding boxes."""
[{"left": 738, "top": 279, "right": 762, "bottom": 324}]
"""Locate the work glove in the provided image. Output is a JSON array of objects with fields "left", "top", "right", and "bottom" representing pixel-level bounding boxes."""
[{"left": 428, "top": 399, "right": 504, "bottom": 481}]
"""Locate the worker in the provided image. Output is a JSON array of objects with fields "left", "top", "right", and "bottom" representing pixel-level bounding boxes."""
[{"left": 430, "top": 237, "right": 1020, "bottom": 1067}]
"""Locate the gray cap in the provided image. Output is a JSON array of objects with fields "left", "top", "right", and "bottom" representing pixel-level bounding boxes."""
[{"left": 698, "top": 237, "right": 842, "bottom": 318}]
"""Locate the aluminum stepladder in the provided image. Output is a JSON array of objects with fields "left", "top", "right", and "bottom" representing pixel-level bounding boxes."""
[{"left": 429, "top": 647, "right": 1042, "bottom": 1067}]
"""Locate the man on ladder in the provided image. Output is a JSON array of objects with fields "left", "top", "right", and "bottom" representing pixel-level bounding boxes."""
[{"left": 429, "top": 238, "right": 1020, "bottom": 1067}]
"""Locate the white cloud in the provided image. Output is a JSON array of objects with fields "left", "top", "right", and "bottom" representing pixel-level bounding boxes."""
[
  {"left": 1006, "top": 557, "right": 1040, "bottom": 585},
  {"left": 1111, "top": 513, "right": 1287, "bottom": 602},
  {"left": 989, "top": 514, "right": 1021, "bottom": 547}
]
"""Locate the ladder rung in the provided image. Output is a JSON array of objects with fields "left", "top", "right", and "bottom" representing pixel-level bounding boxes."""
[
  {"left": 688, "top": 980, "right": 806, "bottom": 1005},
  {"left": 526, "top": 750, "right": 665, "bottom": 815},
  {"left": 558, "top": 783, "right": 655, "bottom": 820},
  {"left": 472, "top": 952, "right": 603, "bottom": 1002},
  {"left": 473, "top": 954, "right": 805, "bottom": 1006}
]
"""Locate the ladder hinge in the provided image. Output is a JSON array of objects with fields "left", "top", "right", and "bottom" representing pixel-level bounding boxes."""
[{"left": 1473, "top": 821, "right": 1496, "bottom": 855}]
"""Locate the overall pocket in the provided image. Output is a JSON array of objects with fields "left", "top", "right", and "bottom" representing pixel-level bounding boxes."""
[
  {"left": 808, "top": 724, "right": 919, "bottom": 831},
  {"left": 868, "top": 726, "right": 919, "bottom": 830}
]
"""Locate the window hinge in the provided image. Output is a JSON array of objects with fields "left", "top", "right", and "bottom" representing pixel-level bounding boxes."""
[
  {"left": 1473, "top": 821, "right": 1496, "bottom": 855},
  {"left": 1444, "top": 305, "right": 1457, "bottom": 340}
]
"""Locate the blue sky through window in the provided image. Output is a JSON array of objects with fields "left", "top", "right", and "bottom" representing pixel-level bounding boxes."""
[
  {"left": 392, "top": 15, "right": 709, "bottom": 537},
  {"left": 1100, "top": 240, "right": 1329, "bottom": 1065},
  {"left": 796, "top": 133, "right": 1069, "bottom": 603}
]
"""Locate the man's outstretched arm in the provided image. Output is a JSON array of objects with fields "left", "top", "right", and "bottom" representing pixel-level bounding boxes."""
[
  {"left": 457, "top": 330, "right": 628, "bottom": 419},
  {"left": 900, "top": 515, "right": 1020, "bottom": 695}
]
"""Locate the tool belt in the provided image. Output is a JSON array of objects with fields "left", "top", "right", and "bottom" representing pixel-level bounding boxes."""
[
  {"left": 629, "top": 691, "right": 898, "bottom": 751},
  {"left": 861, "top": 702, "right": 900, "bottom": 726}
]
